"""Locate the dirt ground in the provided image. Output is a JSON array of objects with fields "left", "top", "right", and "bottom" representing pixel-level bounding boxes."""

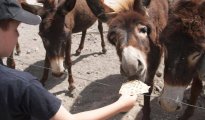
[{"left": 3, "top": 0, "right": 205, "bottom": 120}]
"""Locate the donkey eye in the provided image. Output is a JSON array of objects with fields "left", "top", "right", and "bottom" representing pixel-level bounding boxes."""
[
  {"left": 139, "top": 27, "right": 148, "bottom": 34},
  {"left": 192, "top": 52, "right": 202, "bottom": 60},
  {"left": 188, "top": 51, "right": 202, "bottom": 65}
]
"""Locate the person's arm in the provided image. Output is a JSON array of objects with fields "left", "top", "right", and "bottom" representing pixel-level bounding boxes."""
[
  {"left": 50, "top": 95, "right": 138, "bottom": 120},
  {"left": 50, "top": 105, "right": 73, "bottom": 120}
]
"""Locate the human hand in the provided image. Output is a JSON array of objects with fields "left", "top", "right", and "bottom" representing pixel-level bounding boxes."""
[{"left": 116, "top": 94, "right": 138, "bottom": 113}]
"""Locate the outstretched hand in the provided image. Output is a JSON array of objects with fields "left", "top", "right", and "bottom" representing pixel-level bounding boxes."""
[{"left": 117, "top": 94, "right": 138, "bottom": 112}]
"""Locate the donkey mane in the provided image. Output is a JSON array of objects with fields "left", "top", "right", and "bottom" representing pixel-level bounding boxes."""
[
  {"left": 171, "top": 0, "right": 205, "bottom": 43},
  {"left": 104, "top": 0, "right": 134, "bottom": 12}
]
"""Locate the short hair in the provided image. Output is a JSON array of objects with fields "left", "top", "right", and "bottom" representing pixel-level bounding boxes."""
[{"left": 0, "top": 19, "right": 14, "bottom": 30}]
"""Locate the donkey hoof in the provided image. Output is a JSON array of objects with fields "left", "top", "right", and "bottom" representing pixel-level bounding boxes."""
[
  {"left": 102, "top": 49, "right": 107, "bottom": 54},
  {"left": 9, "top": 64, "right": 15, "bottom": 69},
  {"left": 75, "top": 50, "right": 81, "bottom": 56},
  {"left": 15, "top": 51, "right": 21, "bottom": 56},
  {"left": 68, "top": 85, "right": 75, "bottom": 92},
  {"left": 7, "top": 62, "right": 15, "bottom": 69}
]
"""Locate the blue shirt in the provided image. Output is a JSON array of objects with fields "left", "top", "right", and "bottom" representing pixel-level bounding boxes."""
[{"left": 0, "top": 64, "right": 61, "bottom": 120}]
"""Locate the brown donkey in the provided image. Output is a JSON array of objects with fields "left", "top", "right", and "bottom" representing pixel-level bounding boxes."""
[
  {"left": 21, "top": 0, "right": 107, "bottom": 91},
  {"left": 159, "top": 0, "right": 205, "bottom": 119},
  {"left": 86, "top": 0, "right": 169, "bottom": 119}
]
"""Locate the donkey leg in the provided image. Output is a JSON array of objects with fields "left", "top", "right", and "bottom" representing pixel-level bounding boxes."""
[
  {"left": 141, "top": 48, "right": 162, "bottom": 120},
  {"left": 75, "top": 30, "right": 87, "bottom": 56},
  {"left": 15, "top": 42, "right": 21, "bottom": 55},
  {"left": 178, "top": 77, "right": 203, "bottom": 120},
  {"left": 65, "top": 32, "right": 75, "bottom": 91},
  {"left": 98, "top": 20, "right": 106, "bottom": 54},
  {"left": 41, "top": 54, "right": 50, "bottom": 86},
  {"left": 7, "top": 52, "right": 15, "bottom": 69},
  {"left": 0, "top": 58, "right": 3, "bottom": 65},
  {"left": 142, "top": 83, "right": 153, "bottom": 120}
]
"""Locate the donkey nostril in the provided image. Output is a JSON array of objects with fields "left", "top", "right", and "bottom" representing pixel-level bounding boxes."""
[
  {"left": 176, "top": 105, "right": 181, "bottom": 111},
  {"left": 138, "top": 60, "right": 142, "bottom": 66},
  {"left": 138, "top": 60, "right": 144, "bottom": 71}
]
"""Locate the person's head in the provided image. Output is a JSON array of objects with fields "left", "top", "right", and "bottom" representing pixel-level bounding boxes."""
[{"left": 0, "top": 0, "right": 41, "bottom": 57}]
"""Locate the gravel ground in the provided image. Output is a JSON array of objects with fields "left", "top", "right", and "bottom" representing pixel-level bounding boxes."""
[{"left": 2, "top": 0, "right": 205, "bottom": 120}]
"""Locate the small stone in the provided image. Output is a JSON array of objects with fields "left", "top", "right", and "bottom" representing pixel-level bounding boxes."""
[
  {"left": 26, "top": 50, "right": 31, "bottom": 54},
  {"left": 33, "top": 38, "right": 37, "bottom": 41},
  {"left": 34, "top": 47, "right": 39, "bottom": 52}
]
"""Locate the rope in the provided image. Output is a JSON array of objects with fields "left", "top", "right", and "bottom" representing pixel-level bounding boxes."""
[
  {"left": 73, "top": 31, "right": 108, "bottom": 36},
  {"left": 3, "top": 56, "right": 205, "bottom": 110},
  {"left": 7, "top": 57, "right": 111, "bottom": 87}
]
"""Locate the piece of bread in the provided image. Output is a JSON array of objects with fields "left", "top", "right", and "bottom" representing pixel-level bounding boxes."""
[{"left": 119, "top": 80, "right": 150, "bottom": 96}]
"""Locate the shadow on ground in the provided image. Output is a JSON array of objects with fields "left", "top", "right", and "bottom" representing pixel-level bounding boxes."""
[
  {"left": 23, "top": 52, "right": 104, "bottom": 90},
  {"left": 69, "top": 76, "right": 205, "bottom": 120},
  {"left": 23, "top": 61, "right": 205, "bottom": 120},
  {"left": 69, "top": 74, "right": 131, "bottom": 119}
]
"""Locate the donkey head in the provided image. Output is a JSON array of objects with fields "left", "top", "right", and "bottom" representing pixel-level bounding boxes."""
[
  {"left": 158, "top": 0, "right": 205, "bottom": 112},
  {"left": 87, "top": 0, "right": 157, "bottom": 82},
  {"left": 21, "top": 0, "right": 76, "bottom": 77}
]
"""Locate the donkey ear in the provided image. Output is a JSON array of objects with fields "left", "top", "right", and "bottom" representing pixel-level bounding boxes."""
[
  {"left": 133, "top": 0, "right": 150, "bottom": 15},
  {"left": 86, "top": 0, "right": 116, "bottom": 23},
  {"left": 60, "top": 0, "right": 76, "bottom": 13},
  {"left": 21, "top": 2, "right": 45, "bottom": 17}
]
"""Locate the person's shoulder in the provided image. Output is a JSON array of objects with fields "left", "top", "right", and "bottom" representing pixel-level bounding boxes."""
[
  {"left": 0, "top": 65, "right": 44, "bottom": 101},
  {"left": 0, "top": 64, "right": 38, "bottom": 84}
]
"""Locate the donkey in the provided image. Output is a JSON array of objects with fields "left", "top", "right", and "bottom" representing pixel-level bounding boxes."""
[
  {"left": 86, "top": 0, "right": 169, "bottom": 119},
  {"left": 158, "top": 0, "right": 205, "bottom": 119},
  {"left": 21, "top": 0, "right": 107, "bottom": 90}
]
